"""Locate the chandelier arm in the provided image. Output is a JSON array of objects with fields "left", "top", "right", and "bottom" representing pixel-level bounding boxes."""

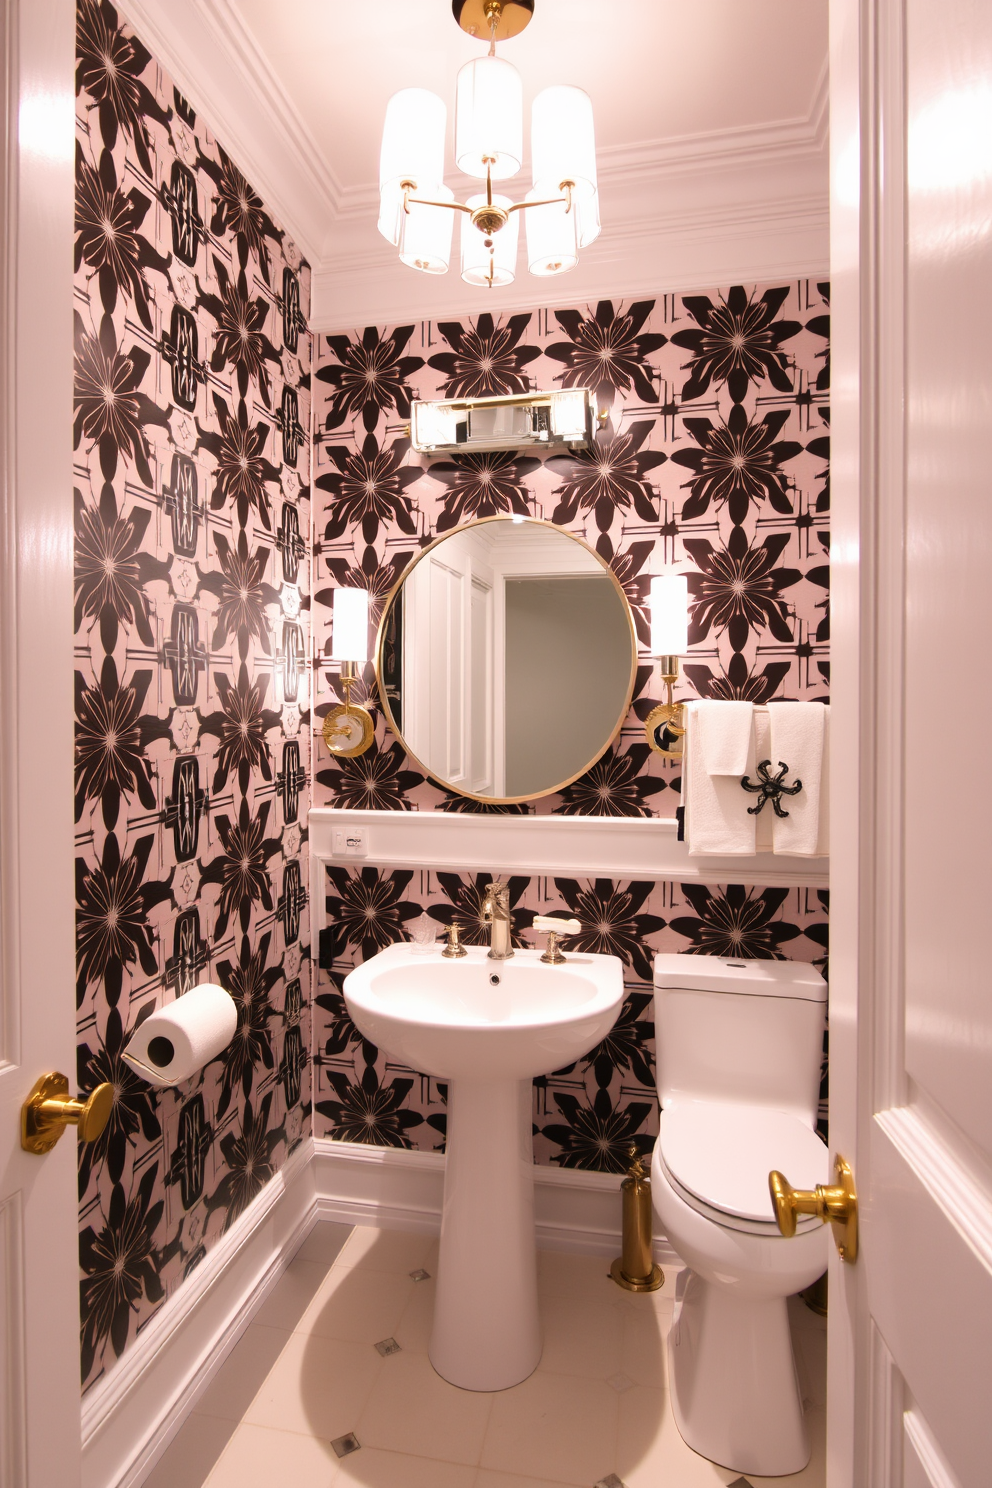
[
  {"left": 507, "top": 193, "right": 570, "bottom": 214},
  {"left": 403, "top": 195, "right": 474, "bottom": 214}
]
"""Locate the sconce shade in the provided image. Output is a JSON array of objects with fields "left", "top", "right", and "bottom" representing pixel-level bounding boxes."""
[
  {"left": 379, "top": 88, "right": 447, "bottom": 244},
  {"left": 531, "top": 86, "right": 598, "bottom": 202},
  {"left": 461, "top": 193, "right": 519, "bottom": 286},
  {"left": 332, "top": 588, "right": 370, "bottom": 663},
  {"left": 524, "top": 187, "right": 578, "bottom": 276},
  {"left": 399, "top": 183, "right": 455, "bottom": 272},
  {"left": 650, "top": 574, "right": 689, "bottom": 656},
  {"left": 455, "top": 56, "right": 523, "bottom": 179}
]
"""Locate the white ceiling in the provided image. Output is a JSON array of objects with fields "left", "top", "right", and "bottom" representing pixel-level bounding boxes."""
[{"left": 124, "top": 0, "right": 830, "bottom": 330}]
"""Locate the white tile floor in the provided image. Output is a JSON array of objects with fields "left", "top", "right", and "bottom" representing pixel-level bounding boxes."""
[{"left": 145, "top": 1224, "right": 826, "bottom": 1488}]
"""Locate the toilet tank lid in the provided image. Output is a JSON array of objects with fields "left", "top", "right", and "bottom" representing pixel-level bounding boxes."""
[{"left": 652, "top": 953, "right": 826, "bottom": 1002}]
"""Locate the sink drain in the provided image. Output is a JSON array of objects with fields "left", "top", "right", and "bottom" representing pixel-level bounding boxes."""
[{"left": 489, "top": 973, "right": 500, "bottom": 986}]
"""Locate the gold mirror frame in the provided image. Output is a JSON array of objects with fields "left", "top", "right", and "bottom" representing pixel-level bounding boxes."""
[{"left": 374, "top": 515, "right": 639, "bottom": 805}]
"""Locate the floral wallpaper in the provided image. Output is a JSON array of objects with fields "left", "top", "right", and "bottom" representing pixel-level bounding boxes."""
[
  {"left": 311, "top": 286, "right": 830, "bottom": 1165},
  {"left": 74, "top": 0, "right": 311, "bottom": 1391}
]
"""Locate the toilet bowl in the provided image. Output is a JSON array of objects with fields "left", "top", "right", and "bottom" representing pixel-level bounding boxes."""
[{"left": 651, "top": 953, "right": 829, "bottom": 1477}]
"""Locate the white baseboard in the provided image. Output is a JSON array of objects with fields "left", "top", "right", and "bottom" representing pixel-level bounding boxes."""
[
  {"left": 85, "top": 1137, "right": 678, "bottom": 1488},
  {"left": 81, "top": 1138, "right": 317, "bottom": 1488},
  {"left": 312, "top": 1137, "right": 679, "bottom": 1266}
]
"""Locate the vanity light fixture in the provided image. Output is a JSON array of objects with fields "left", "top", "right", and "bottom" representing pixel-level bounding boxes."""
[
  {"left": 378, "top": 0, "right": 600, "bottom": 288},
  {"left": 645, "top": 573, "right": 689, "bottom": 760},
  {"left": 323, "top": 588, "right": 375, "bottom": 758}
]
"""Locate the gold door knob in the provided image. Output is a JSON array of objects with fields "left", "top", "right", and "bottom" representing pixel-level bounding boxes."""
[
  {"left": 768, "top": 1152, "right": 859, "bottom": 1263},
  {"left": 21, "top": 1072, "right": 114, "bottom": 1155}
]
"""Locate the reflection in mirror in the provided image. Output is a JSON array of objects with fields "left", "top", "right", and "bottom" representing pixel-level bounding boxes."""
[{"left": 377, "top": 517, "right": 636, "bottom": 802}]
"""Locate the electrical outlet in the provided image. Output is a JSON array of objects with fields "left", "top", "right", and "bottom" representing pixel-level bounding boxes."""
[{"left": 333, "top": 827, "right": 368, "bottom": 858}]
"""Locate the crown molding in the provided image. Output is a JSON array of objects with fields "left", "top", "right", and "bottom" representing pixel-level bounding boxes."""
[
  {"left": 118, "top": 0, "right": 328, "bottom": 262},
  {"left": 310, "top": 206, "right": 829, "bottom": 334}
]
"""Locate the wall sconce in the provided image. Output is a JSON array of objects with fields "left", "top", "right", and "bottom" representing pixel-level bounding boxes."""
[
  {"left": 322, "top": 588, "right": 375, "bottom": 757},
  {"left": 644, "top": 574, "right": 689, "bottom": 760}
]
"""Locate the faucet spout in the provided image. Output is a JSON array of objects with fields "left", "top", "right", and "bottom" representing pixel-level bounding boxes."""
[{"left": 481, "top": 880, "right": 514, "bottom": 960}]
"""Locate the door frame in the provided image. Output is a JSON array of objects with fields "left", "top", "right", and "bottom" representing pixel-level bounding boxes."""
[{"left": 1, "top": 0, "right": 82, "bottom": 1483}]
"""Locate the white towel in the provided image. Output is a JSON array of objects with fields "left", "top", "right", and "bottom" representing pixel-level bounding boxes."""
[
  {"left": 765, "top": 702, "right": 829, "bottom": 856},
  {"left": 684, "top": 700, "right": 757, "bottom": 856},
  {"left": 694, "top": 699, "right": 754, "bottom": 774}
]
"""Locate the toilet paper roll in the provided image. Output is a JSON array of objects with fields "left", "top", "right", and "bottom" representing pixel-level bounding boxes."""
[{"left": 122, "top": 984, "right": 238, "bottom": 1088}]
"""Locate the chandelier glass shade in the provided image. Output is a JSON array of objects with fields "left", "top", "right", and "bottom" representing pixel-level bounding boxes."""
[
  {"left": 455, "top": 56, "right": 523, "bottom": 178},
  {"left": 377, "top": 1, "right": 599, "bottom": 288}
]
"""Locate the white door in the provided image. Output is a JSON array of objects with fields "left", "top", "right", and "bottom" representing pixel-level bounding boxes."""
[
  {"left": 403, "top": 539, "right": 494, "bottom": 797},
  {"left": 829, "top": 1, "right": 992, "bottom": 1484},
  {"left": 0, "top": 0, "right": 83, "bottom": 1483}
]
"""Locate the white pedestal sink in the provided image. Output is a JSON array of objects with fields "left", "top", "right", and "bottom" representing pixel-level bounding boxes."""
[{"left": 343, "top": 943, "right": 625, "bottom": 1391}]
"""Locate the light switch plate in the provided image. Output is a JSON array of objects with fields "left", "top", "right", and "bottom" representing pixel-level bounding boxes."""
[{"left": 333, "top": 827, "right": 368, "bottom": 857}]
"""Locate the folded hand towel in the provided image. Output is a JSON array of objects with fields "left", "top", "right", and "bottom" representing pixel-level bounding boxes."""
[
  {"left": 684, "top": 700, "right": 757, "bottom": 856},
  {"left": 765, "top": 702, "right": 829, "bottom": 856},
  {"left": 695, "top": 699, "right": 754, "bottom": 775}
]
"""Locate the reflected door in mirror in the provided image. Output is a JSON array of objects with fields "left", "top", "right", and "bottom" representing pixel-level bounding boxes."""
[{"left": 377, "top": 517, "right": 637, "bottom": 803}]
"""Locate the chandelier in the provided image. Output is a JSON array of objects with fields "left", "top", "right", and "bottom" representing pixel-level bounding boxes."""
[{"left": 378, "top": 0, "right": 600, "bottom": 289}]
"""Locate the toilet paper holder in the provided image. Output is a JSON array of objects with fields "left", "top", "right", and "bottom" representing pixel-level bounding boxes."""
[{"left": 122, "top": 984, "right": 238, "bottom": 1088}]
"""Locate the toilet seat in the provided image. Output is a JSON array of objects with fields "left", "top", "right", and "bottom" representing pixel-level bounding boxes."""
[{"left": 656, "top": 1102, "right": 830, "bottom": 1235}]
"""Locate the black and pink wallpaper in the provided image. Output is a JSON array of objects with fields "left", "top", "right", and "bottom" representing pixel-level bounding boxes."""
[
  {"left": 311, "top": 288, "right": 830, "bottom": 1166},
  {"left": 73, "top": 1, "right": 311, "bottom": 1391}
]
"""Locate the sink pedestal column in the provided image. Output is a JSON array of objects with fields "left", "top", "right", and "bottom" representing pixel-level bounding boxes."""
[{"left": 430, "top": 1076, "right": 542, "bottom": 1391}]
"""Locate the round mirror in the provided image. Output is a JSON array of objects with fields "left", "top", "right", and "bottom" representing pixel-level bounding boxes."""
[{"left": 376, "top": 516, "right": 637, "bottom": 803}]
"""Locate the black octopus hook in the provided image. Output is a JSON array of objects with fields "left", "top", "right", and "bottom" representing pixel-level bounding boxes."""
[{"left": 741, "top": 759, "right": 803, "bottom": 818}]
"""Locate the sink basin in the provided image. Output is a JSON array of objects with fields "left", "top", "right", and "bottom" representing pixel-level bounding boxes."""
[
  {"left": 343, "top": 943, "right": 625, "bottom": 1392},
  {"left": 343, "top": 943, "right": 624, "bottom": 1081}
]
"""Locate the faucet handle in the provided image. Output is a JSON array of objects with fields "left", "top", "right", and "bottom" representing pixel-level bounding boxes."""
[
  {"left": 442, "top": 922, "right": 468, "bottom": 959},
  {"left": 533, "top": 916, "right": 581, "bottom": 936},
  {"left": 533, "top": 916, "right": 581, "bottom": 965}
]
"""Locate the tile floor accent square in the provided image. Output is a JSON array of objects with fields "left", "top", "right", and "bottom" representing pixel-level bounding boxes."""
[
  {"left": 594, "top": 1475, "right": 628, "bottom": 1488},
  {"left": 727, "top": 1480, "right": 754, "bottom": 1487},
  {"left": 409, "top": 1268, "right": 431, "bottom": 1281},
  {"left": 606, "top": 1373, "right": 636, "bottom": 1393},
  {"left": 375, "top": 1336, "right": 401, "bottom": 1356},
  {"left": 331, "top": 1432, "right": 361, "bottom": 1459}
]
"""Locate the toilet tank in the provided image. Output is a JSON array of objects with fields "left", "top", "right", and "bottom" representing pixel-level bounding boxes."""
[{"left": 653, "top": 953, "right": 827, "bottom": 1125}]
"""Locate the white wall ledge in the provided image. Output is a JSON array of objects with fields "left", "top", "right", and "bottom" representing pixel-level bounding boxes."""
[{"left": 309, "top": 807, "right": 828, "bottom": 889}]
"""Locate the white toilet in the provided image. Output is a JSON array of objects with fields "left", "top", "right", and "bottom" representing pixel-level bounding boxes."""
[{"left": 651, "top": 952, "right": 829, "bottom": 1478}]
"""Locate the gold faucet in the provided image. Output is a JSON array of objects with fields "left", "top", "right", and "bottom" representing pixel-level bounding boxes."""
[{"left": 481, "top": 880, "right": 514, "bottom": 960}]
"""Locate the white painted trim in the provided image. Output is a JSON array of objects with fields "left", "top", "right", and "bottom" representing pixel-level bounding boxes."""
[
  {"left": 116, "top": 0, "right": 325, "bottom": 262},
  {"left": 309, "top": 807, "right": 829, "bottom": 889},
  {"left": 311, "top": 214, "right": 830, "bottom": 334},
  {"left": 903, "top": 1409, "right": 964, "bottom": 1488},
  {"left": 312, "top": 1137, "right": 679, "bottom": 1265},
  {"left": 80, "top": 1140, "right": 316, "bottom": 1488},
  {"left": 874, "top": 1107, "right": 992, "bottom": 1278}
]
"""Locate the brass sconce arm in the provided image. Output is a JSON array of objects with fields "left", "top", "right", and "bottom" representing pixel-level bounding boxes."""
[
  {"left": 322, "top": 660, "right": 375, "bottom": 758},
  {"left": 644, "top": 655, "right": 686, "bottom": 759}
]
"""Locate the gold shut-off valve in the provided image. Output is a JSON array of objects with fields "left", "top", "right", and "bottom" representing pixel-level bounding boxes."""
[
  {"left": 21, "top": 1072, "right": 114, "bottom": 1155},
  {"left": 768, "top": 1152, "right": 859, "bottom": 1263}
]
